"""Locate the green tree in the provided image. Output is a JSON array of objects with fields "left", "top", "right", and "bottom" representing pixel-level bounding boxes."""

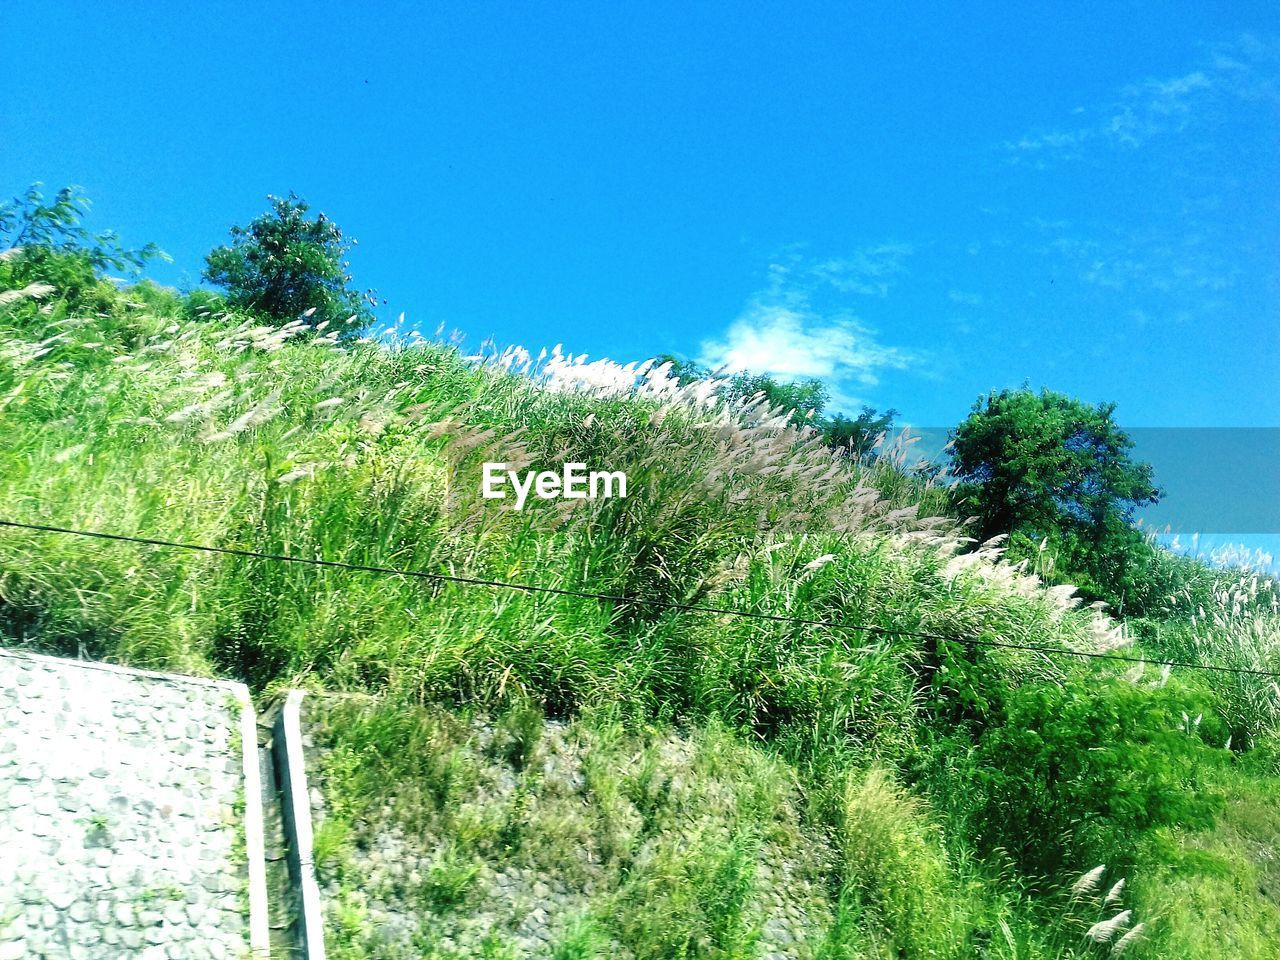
[
  {"left": 0, "top": 183, "right": 164, "bottom": 272},
  {"left": 652, "top": 353, "right": 711, "bottom": 385},
  {"left": 822, "top": 406, "right": 898, "bottom": 460},
  {"left": 723, "top": 371, "right": 828, "bottom": 426},
  {"left": 650, "top": 359, "right": 903, "bottom": 467},
  {"left": 203, "top": 193, "right": 376, "bottom": 333},
  {"left": 949, "top": 388, "right": 1160, "bottom": 604},
  {"left": 0, "top": 183, "right": 166, "bottom": 318},
  {"left": 651, "top": 356, "right": 829, "bottom": 428}
]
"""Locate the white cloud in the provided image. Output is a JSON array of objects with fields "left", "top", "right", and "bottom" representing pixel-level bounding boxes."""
[
  {"left": 1003, "top": 128, "right": 1093, "bottom": 159},
  {"left": 699, "top": 297, "right": 911, "bottom": 410},
  {"left": 759, "top": 242, "right": 915, "bottom": 301},
  {"left": 1004, "top": 34, "right": 1280, "bottom": 161},
  {"left": 808, "top": 243, "right": 914, "bottom": 297},
  {"left": 1040, "top": 227, "right": 1241, "bottom": 299}
]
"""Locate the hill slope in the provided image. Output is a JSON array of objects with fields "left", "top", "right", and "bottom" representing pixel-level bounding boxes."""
[{"left": 1, "top": 278, "right": 1279, "bottom": 958}]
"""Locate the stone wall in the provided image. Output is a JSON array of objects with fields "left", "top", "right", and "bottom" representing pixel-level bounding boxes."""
[
  {"left": 303, "top": 697, "right": 836, "bottom": 960},
  {"left": 0, "top": 648, "right": 268, "bottom": 959}
]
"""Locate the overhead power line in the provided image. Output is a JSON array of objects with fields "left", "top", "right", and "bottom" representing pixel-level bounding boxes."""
[{"left": 1, "top": 517, "right": 1277, "bottom": 679}]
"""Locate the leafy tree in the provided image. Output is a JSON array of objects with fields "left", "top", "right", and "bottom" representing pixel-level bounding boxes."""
[
  {"left": 0, "top": 183, "right": 164, "bottom": 272},
  {"left": 650, "top": 358, "right": 902, "bottom": 467},
  {"left": 652, "top": 353, "right": 710, "bottom": 385},
  {"left": 0, "top": 183, "right": 166, "bottom": 318},
  {"left": 203, "top": 193, "right": 376, "bottom": 333},
  {"left": 950, "top": 388, "right": 1160, "bottom": 605},
  {"left": 723, "top": 371, "right": 828, "bottom": 425},
  {"left": 651, "top": 356, "right": 829, "bottom": 428},
  {"left": 823, "top": 406, "right": 898, "bottom": 460}
]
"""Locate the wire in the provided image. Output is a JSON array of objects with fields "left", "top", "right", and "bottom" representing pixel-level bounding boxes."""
[{"left": 2, "top": 517, "right": 1278, "bottom": 680}]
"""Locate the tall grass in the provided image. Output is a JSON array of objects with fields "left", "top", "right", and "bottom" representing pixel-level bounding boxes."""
[
  {"left": 3, "top": 276, "right": 1280, "bottom": 956},
  {"left": 0, "top": 283, "right": 1103, "bottom": 702}
]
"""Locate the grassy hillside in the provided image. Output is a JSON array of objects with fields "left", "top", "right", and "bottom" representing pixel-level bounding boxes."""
[{"left": 1, "top": 274, "right": 1279, "bottom": 958}]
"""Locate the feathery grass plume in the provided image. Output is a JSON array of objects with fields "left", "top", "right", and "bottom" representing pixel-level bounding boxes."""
[
  {"left": 1085, "top": 910, "right": 1132, "bottom": 943},
  {"left": 1110, "top": 921, "right": 1146, "bottom": 955},
  {"left": 1146, "top": 571, "right": 1280, "bottom": 746},
  {"left": 276, "top": 465, "right": 323, "bottom": 485},
  {"left": 802, "top": 553, "right": 837, "bottom": 573},
  {"left": 51, "top": 443, "right": 87, "bottom": 464},
  {"left": 1102, "top": 877, "right": 1126, "bottom": 907},
  {"left": 0, "top": 281, "right": 56, "bottom": 306},
  {"left": 1071, "top": 865, "right": 1107, "bottom": 898}
]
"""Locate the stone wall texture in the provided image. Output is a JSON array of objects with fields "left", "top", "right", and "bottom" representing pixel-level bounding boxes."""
[
  {"left": 0, "top": 648, "right": 257, "bottom": 959},
  {"left": 304, "top": 699, "right": 836, "bottom": 960}
]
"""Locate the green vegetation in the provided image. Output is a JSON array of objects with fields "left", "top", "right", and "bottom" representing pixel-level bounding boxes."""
[
  {"left": 951, "top": 388, "right": 1162, "bottom": 611},
  {"left": 655, "top": 352, "right": 899, "bottom": 460},
  {"left": 1, "top": 188, "right": 1279, "bottom": 957},
  {"left": 0, "top": 183, "right": 165, "bottom": 321},
  {"left": 943, "top": 387, "right": 1277, "bottom": 624},
  {"left": 203, "top": 192, "right": 377, "bottom": 333},
  {"left": 135, "top": 885, "right": 188, "bottom": 905}
]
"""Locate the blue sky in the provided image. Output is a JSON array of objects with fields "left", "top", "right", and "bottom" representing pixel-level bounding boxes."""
[{"left": 3, "top": 2, "right": 1278, "bottom": 556}]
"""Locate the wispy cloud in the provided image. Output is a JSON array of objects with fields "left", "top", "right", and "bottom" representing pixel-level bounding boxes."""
[
  {"left": 1004, "top": 127, "right": 1095, "bottom": 160},
  {"left": 1004, "top": 34, "right": 1280, "bottom": 162},
  {"left": 753, "top": 242, "right": 915, "bottom": 302},
  {"left": 1037, "top": 225, "right": 1242, "bottom": 300},
  {"left": 807, "top": 243, "right": 914, "bottom": 297},
  {"left": 699, "top": 250, "right": 915, "bottom": 411}
]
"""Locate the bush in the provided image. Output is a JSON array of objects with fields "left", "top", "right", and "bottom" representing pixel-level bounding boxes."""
[
  {"left": 0, "top": 183, "right": 164, "bottom": 321},
  {"left": 203, "top": 192, "right": 376, "bottom": 334},
  {"left": 0, "top": 246, "right": 116, "bottom": 322},
  {"left": 830, "top": 766, "right": 968, "bottom": 957},
  {"left": 970, "top": 678, "right": 1223, "bottom": 878}
]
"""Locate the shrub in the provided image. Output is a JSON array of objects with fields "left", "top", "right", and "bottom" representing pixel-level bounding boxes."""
[
  {"left": 830, "top": 766, "right": 967, "bottom": 957},
  {"left": 970, "top": 678, "right": 1222, "bottom": 878},
  {"left": 203, "top": 192, "right": 376, "bottom": 333},
  {"left": 0, "top": 183, "right": 165, "bottom": 321}
]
